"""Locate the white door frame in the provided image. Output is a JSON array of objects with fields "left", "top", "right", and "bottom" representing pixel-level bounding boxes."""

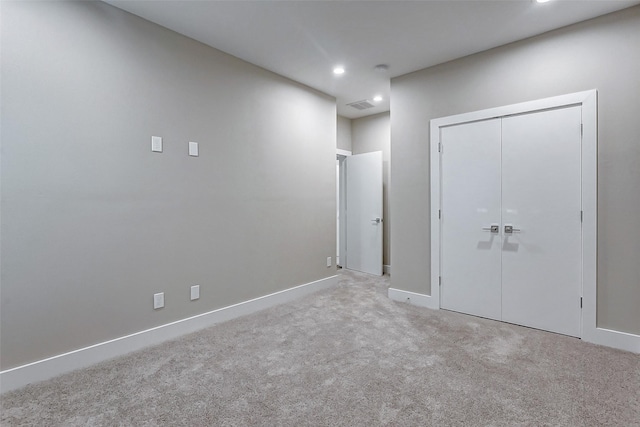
[
  {"left": 429, "top": 90, "right": 620, "bottom": 349},
  {"left": 336, "top": 150, "right": 351, "bottom": 267}
]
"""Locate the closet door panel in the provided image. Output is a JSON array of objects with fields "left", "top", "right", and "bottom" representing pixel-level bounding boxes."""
[
  {"left": 501, "top": 106, "right": 582, "bottom": 337},
  {"left": 440, "top": 119, "right": 502, "bottom": 321}
]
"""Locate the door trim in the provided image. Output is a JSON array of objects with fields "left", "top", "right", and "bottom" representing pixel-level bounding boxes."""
[{"left": 430, "top": 90, "right": 603, "bottom": 346}]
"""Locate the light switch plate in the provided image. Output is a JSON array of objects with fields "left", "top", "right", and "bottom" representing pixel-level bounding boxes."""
[
  {"left": 153, "top": 292, "right": 164, "bottom": 309},
  {"left": 189, "top": 141, "right": 199, "bottom": 157},
  {"left": 190, "top": 285, "right": 200, "bottom": 301},
  {"left": 151, "top": 136, "right": 163, "bottom": 153},
  {"left": 327, "top": 256, "right": 332, "bottom": 267}
]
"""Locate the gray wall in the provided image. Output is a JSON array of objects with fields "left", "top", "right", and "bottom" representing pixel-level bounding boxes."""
[
  {"left": 352, "top": 112, "right": 391, "bottom": 267},
  {"left": 391, "top": 6, "right": 640, "bottom": 335},
  {"left": 337, "top": 116, "right": 353, "bottom": 152},
  {"left": 1, "top": 1, "right": 336, "bottom": 370}
]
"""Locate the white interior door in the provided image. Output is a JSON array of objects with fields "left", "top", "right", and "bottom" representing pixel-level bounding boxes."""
[
  {"left": 346, "top": 151, "right": 383, "bottom": 275},
  {"left": 440, "top": 119, "right": 502, "bottom": 320},
  {"left": 501, "top": 106, "right": 582, "bottom": 337},
  {"left": 439, "top": 106, "right": 582, "bottom": 337}
]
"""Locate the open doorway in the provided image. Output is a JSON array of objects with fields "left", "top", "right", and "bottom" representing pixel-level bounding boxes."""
[{"left": 336, "top": 153, "right": 348, "bottom": 268}]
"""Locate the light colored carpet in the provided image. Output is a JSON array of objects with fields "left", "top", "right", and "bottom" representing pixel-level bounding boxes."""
[{"left": 1, "top": 269, "right": 639, "bottom": 426}]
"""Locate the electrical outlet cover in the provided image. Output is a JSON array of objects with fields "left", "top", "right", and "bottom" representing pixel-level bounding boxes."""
[
  {"left": 151, "top": 136, "right": 163, "bottom": 153},
  {"left": 154, "top": 292, "right": 164, "bottom": 309},
  {"left": 189, "top": 141, "right": 199, "bottom": 157},
  {"left": 190, "top": 285, "right": 200, "bottom": 300}
]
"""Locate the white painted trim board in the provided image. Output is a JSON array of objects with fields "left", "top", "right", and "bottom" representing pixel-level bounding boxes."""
[{"left": 0, "top": 275, "right": 339, "bottom": 394}]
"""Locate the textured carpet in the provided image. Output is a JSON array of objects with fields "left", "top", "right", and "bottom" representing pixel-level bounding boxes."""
[{"left": 1, "top": 269, "right": 639, "bottom": 426}]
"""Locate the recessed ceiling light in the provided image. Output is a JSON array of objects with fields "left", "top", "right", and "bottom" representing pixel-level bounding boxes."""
[
  {"left": 333, "top": 66, "right": 345, "bottom": 75},
  {"left": 536, "top": 0, "right": 551, "bottom": 3},
  {"left": 373, "top": 95, "right": 383, "bottom": 102}
]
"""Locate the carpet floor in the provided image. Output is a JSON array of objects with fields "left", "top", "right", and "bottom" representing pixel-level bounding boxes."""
[{"left": 1, "top": 269, "right": 639, "bottom": 426}]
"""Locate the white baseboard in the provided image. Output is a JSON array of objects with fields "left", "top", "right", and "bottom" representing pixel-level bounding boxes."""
[
  {"left": 383, "top": 265, "right": 391, "bottom": 275},
  {"left": 583, "top": 326, "right": 640, "bottom": 354},
  {"left": 0, "top": 275, "right": 338, "bottom": 394},
  {"left": 387, "top": 288, "right": 639, "bottom": 354},
  {"left": 388, "top": 287, "right": 438, "bottom": 310}
]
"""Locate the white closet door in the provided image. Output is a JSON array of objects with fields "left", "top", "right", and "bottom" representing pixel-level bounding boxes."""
[
  {"left": 441, "top": 119, "right": 502, "bottom": 320},
  {"left": 501, "top": 106, "right": 582, "bottom": 337}
]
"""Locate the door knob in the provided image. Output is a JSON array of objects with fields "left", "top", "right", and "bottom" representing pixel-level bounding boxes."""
[
  {"left": 371, "top": 218, "right": 382, "bottom": 224},
  {"left": 504, "top": 225, "right": 521, "bottom": 234},
  {"left": 482, "top": 225, "right": 500, "bottom": 233}
]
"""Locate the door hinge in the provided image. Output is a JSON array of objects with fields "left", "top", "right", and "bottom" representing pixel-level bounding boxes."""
[
  {"left": 580, "top": 297, "right": 583, "bottom": 308},
  {"left": 439, "top": 276, "right": 442, "bottom": 287},
  {"left": 438, "top": 142, "right": 442, "bottom": 153},
  {"left": 580, "top": 123, "right": 583, "bottom": 137},
  {"left": 580, "top": 210, "right": 583, "bottom": 222},
  {"left": 438, "top": 209, "right": 441, "bottom": 219}
]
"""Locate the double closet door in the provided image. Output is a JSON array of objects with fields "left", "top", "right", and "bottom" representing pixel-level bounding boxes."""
[{"left": 440, "top": 106, "right": 583, "bottom": 337}]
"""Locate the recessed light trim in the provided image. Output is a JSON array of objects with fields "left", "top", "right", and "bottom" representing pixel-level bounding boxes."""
[
  {"left": 536, "top": 0, "right": 551, "bottom": 3},
  {"left": 333, "top": 66, "right": 345, "bottom": 75},
  {"left": 373, "top": 95, "right": 383, "bottom": 102}
]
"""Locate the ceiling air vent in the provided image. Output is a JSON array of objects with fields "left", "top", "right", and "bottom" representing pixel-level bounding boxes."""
[{"left": 347, "top": 100, "right": 375, "bottom": 110}]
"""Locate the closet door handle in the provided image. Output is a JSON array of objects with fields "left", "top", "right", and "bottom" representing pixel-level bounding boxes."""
[
  {"left": 482, "top": 225, "right": 499, "bottom": 233},
  {"left": 504, "top": 225, "right": 521, "bottom": 234}
]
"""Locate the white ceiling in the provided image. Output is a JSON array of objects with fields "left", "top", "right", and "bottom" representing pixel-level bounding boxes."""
[{"left": 105, "top": 0, "right": 639, "bottom": 119}]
